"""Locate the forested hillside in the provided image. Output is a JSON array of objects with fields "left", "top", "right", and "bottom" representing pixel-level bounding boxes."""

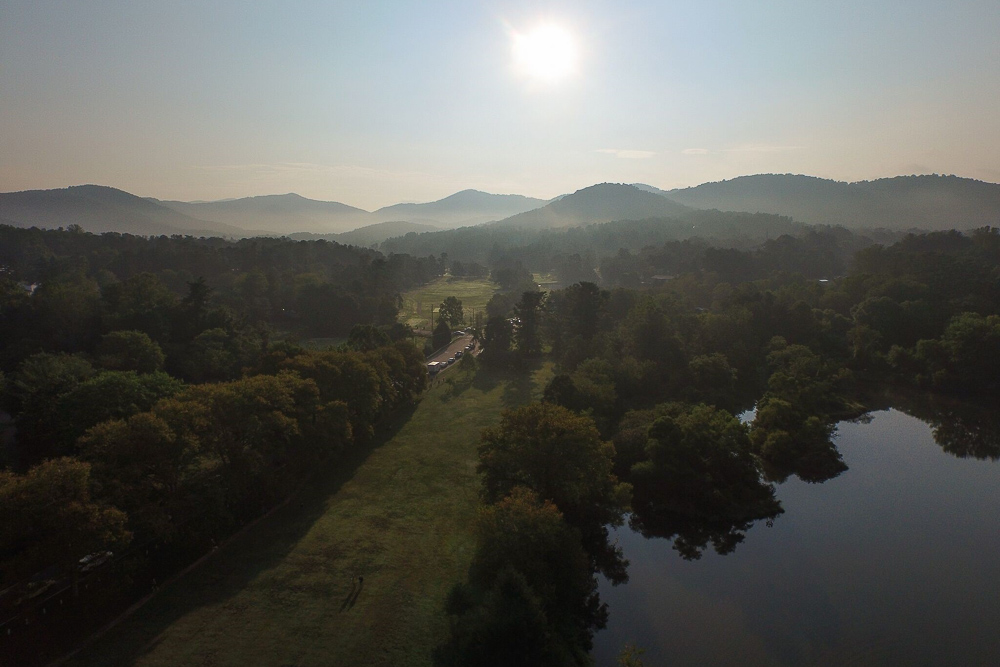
[
  {"left": 494, "top": 183, "right": 690, "bottom": 230},
  {"left": 663, "top": 174, "right": 1000, "bottom": 230},
  {"left": 381, "top": 210, "right": 882, "bottom": 287},
  {"left": 0, "top": 225, "right": 441, "bottom": 372}
]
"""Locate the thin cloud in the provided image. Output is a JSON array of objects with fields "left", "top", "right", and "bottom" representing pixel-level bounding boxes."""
[
  {"left": 721, "top": 144, "right": 803, "bottom": 153},
  {"left": 681, "top": 148, "right": 709, "bottom": 155},
  {"left": 191, "top": 162, "right": 430, "bottom": 179},
  {"left": 597, "top": 149, "right": 656, "bottom": 159}
]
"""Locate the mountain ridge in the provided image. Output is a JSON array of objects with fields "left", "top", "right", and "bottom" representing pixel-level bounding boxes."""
[
  {"left": 5, "top": 175, "right": 1000, "bottom": 238},
  {"left": 155, "top": 193, "right": 373, "bottom": 234},
  {"left": 494, "top": 183, "right": 691, "bottom": 229},
  {"left": 658, "top": 174, "right": 1000, "bottom": 230},
  {"left": 0, "top": 185, "right": 244, "bottom": 236},
  {"left": 373, "top": 189, "right": 549, "bottom": 228}
]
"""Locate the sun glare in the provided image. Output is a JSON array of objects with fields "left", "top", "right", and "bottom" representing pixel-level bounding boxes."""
[{"left": 512, "top": 24, "right": 577, "bottom": 83}]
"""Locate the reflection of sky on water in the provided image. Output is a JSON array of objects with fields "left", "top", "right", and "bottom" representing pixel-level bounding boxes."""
[{"left": 594, "top": 409, "right": 1000, "bottom": 666}]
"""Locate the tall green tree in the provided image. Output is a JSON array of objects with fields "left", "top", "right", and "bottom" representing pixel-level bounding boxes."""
[
  {"left": 5, "top": 352, "right": 94, "bottom": 464},
  {"left": 439, "top": 296, "right": 464, "bottom": 327},
  {"left": 630, "top": 403, "right": 783, "bottom": 559},
  {"left": 95, "top": 330, "right": 166, "bottom": 374},
  {"left": 80, "top": 413, "right": 194, "bottom": 542},
  {"left": 439, "top": 488, "right": 604, "bottom": 667},
  {"left": 432, "top": 317, "right": 453, "bottom": 351},
  {"left": 514, "top": 291, "right": 545, "bottom": 356},
  {"left": 478, "top": 403, "right": 630, "bottom": 542},
  {"left": 53, "top": 370, "right": 184, "bottom": 452},
  {"left": 481, "top": 316, "right": 513, "bottom": 360}
]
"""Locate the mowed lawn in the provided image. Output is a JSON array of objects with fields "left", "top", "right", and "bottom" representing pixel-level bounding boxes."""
[
  {"left": 399, "top": 277, "right": 496, "bottom": 331},
  {"left": 68, "top": 362, "right": 553, "bottom": 667}
]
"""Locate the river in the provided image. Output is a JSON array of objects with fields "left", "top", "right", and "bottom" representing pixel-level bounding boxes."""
[{"left": 593, "top": 408, "right": 1000, "bottom": 666}]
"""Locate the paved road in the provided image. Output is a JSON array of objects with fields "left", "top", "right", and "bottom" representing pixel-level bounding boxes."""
[{"left": 426, "top": 334, "right": 475, "bottom": 374}]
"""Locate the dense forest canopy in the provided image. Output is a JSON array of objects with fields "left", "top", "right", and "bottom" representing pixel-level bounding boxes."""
[
  {"left": 3, "top": 216, "right": 1000, "bottom": 665},
  {"left": 0, "top": 226, "right": 443, "bottom": 369}
]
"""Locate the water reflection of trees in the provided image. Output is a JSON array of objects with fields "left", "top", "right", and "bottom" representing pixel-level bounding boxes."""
[
  {"left": 887, "top": 392, "right": 1000, "bottom": 461},
  {"left": 624, "top": 405, "right": 785, "bottom": 560},
  {"left": 629, "top": 489, "right": 782, "bottom": 560},
  {"left": 759, "top": 440, "right": 848, "bottom": 484}
]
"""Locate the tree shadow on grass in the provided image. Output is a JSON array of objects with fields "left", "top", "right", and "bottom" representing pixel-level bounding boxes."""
[
  {"left": 501, "top": 369, "right": 535, "bottom": 409},
  {"left": 65, "top": 400, "right": 421, "bottom": 667},
  {"left": 469, "top": 358, "right": 545, "bottom": 410},
  {"left": 436, "top": 370, "right": 477, "bottom": 403}
]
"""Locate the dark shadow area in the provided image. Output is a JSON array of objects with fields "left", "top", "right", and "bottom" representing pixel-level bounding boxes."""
[
  {"left": 629, "top": 484, "right": 783, "bottom": 561},
  {"left": 436, "top": 369, "right": 477, "bottom": 402},
  {"left": 64, "top": 400, "right": 421, "bottom": 667},
  {"left": 469, "top": 358, "right": 545, "bottom": 408},
  {"left": 470, "top": 365, "right": 504, "bottom": 395},
  {"left": 339, "top": 578, "right": 364, "bottom": 612}
]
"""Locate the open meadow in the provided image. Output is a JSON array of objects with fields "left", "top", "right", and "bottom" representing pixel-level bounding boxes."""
[
  {"left": 399, "top": 276, "right": 496, "bottom": 331},
  {"left": 67, "top": 362, "right": 553, "bottom": 667}
]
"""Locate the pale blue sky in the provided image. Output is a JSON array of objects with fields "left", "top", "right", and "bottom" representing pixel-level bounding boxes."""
[{"left": 2, "top": 1, "right": 998, "bottom": 208}]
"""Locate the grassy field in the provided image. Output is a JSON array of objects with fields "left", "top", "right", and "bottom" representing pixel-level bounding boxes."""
[
  {"left": 399, "top": 276, "right": 496, "bottom": 331},
  {"left": 68, "top": 362, "right": 554, "bottom": 667},
  {"left": 299, "top": 336, "right": 348, "bottom": 350}
]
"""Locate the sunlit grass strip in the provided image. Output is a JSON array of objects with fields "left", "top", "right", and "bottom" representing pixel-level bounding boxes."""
[{"left": 69, "top": 362, "right": 553, "bottom": 667}]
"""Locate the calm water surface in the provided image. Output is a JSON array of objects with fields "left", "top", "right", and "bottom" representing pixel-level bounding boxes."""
[{"left": 593, "top": 409, "right": 1000, "bottom": 666}]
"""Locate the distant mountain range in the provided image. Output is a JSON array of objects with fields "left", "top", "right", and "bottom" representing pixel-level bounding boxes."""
[
  {"left": 153, "top": 189, "right": 548, "bottom": 234},
  {"left": 2, "top": 174, "right": 999, "bottom": 239},
  {"left": 0, "top": 185, "right": 243, "bottom": 236},
  {"left": 0, "top": 186, "right": 551, "bottom": 237},
  {"left": 641, "top": 174, "right": 1000, "bottom": 230}
]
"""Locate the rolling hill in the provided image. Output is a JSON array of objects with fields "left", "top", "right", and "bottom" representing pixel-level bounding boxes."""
[
  {"left": 659, "top": 174, "right": 1000, "bottom": 230},
  {"left": 494, "top": 183, "right": 691, "bottom": 229},
  {"left": 0, "top": 185, "right": 242, "bottom": 236},
  {"left": 287, "top": 220, "right": 440, "bottom": 246},
  {"left": 155, "top": 193, "right": 374, "bottom": 234},
  {"left": 373, "top": 189, "right": 548, "bottom": 228}
]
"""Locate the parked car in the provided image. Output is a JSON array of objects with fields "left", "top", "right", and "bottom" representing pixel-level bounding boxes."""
[
  {"left": 448, "top": 357, "right": 456, "bottom": 364},
  {"left": 455, "top": 351, "right": 463, "bottom": 359},
  {"left": 79, "top": 551, "right": 113, "bottom": 572}
]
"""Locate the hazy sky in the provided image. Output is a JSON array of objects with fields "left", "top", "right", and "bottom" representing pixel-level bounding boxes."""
[{"left": 2, "top": 1, "right": 999, "bottom": 209}]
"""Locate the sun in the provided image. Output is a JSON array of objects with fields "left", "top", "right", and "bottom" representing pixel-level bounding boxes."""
[{"left": 512, "top": 24, "right": 577, "bottom": 83}]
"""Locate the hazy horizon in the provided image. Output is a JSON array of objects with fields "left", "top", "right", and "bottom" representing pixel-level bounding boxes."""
[
  {"left": 3, "top": 1, "right": 998, "bottom": 209},
  {"left": 5, "top": 171, "right": 1000, "bottom": 213}
]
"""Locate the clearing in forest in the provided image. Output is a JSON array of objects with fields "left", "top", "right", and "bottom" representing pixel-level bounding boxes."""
[
  {"left": 67, "top": 362, "right": 553, "bottom": 667},
  {"left": 399, "top": 276, "right": 496, "bottom": 331}
]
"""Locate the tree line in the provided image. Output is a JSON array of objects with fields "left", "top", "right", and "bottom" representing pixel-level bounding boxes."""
[
  {"left": 433, "top": 225, "right": 1000, "bottom": 666},
  {"left": 0, "top": 333, "right": 426, "bottom": 664},
  {"left": 0, "top": 224, "right": 443, "bottom": 663},
  {"left": 472, "top": 227, "right": 1000, "bottom": 564}
]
